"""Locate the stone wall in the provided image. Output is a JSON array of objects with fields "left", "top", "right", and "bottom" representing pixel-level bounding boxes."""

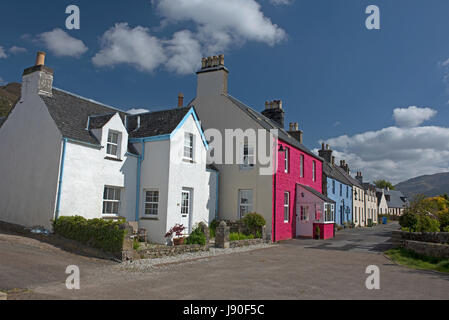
[
  {"left": 390, "top": 230, "right": 449, "bottom": 259},
  {"left": 404, "top": 240, "right": 449, "bottom": 259},
  {"left": 392, "top": 230, "right": 449, "bottom": 244},
  {"left": 136, "top": 244, "right": 209, "bottom": 260},
  {"left": 230, "top": 239, "right": 267, "bottom": 248}
]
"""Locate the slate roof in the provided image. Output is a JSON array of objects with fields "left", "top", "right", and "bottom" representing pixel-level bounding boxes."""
[
  {"left": 380, "top": 188, "right": 409, "bottom": 209},
  {"left": 225, "top": 95, "right": 322, "bottom": 161},
  {"left": 127, "top": 107, "right": 191, "bottom": 139},
  {"left": 333, "top": 165, "right": 363, "bottom": 189},
  {"left": 88, "top": 113, "right": 116, "bottom": 130},
  {"left": 323, "top": 162, "right": 353, "bottom": 186},
  {"left": 41, "top": 88, "right": 126, "bottom": 145},
  {"left": 297, "top": 183, "right": 336, "bottom": 203}
]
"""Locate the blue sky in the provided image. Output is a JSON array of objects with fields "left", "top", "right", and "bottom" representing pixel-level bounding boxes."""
[{"left": 1, "top": 0, "right": 449, "bottom": 183}]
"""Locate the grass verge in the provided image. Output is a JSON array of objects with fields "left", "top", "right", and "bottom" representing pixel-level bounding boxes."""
[{"left": 385, "top": 248, "right": 449, "bottom": 274}]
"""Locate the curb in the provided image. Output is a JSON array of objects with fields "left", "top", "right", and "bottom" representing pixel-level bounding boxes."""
[{"left": 0, "top": 291, "right": 7, "bottom": 300}]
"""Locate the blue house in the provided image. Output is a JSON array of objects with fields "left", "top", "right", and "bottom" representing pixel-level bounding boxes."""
[{"left": 319, "top": 144, "right": 353, "bottom": 226}]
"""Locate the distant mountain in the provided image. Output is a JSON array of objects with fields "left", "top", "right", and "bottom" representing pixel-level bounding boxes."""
[
  {"left": 0, "top": 82, "right": 21, "bottom": 117},
  {"left": 395, "top": 172, "right": 449, "bottom": 199}
]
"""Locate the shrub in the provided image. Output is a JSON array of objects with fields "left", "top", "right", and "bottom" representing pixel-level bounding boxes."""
[
  {"left": 209, "top": 220, "right": 219, "bottom": 238},
  {"left": 53, "top": 216, "right": 127, "bottom": 254},
  {"left": 438, "top": 212, "right": 449, "bottom": 232},
  {"left": 443, "top": 226, "right": 449, "bottom": 232},
  {"left": 399, "top": 212, "right": 418, "bottom": 232},
  {"left": 242, "top": 213, "right": 266, "bottom": 236},
  {"left": 229, "top": 232, "right": 255, "bottom": 241},
  {"left": 416, "top": 215, "right": 440, "bottom": 233},
  {"left": 185, "top": 226, "right": 207, "bottom": 245}
]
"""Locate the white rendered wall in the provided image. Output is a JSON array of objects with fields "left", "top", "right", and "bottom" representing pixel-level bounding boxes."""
[
  {"left": 0, "top": 89, "right": 62, "bottom": 229},
  {"left": 137, "top": 139, "right": 170, "bottom": 243},
  {"left": 59, "top": 114, "right": 137, "bottom": 221},
  {"left": 138, "top": 114, "right": 215, "bottom": 244}
]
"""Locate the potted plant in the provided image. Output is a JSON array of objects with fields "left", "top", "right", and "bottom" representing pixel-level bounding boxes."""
[
  {"left": 165, "top": 224, "right": 186, "bottom": 246},
  {"left": 314, "top": 225, "right": 321, "bottom": 240}
]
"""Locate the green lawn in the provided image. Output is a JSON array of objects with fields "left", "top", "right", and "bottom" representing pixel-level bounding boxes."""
[{"left": 386, "top": 248, "right": 449, "bottom": 274}]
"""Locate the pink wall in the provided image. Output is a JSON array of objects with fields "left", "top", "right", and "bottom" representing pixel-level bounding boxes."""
[
  {"left": 313, "top": 223, "right": 334, "bottom": 240},
  {"left": 273, "top": 139, "right": 323, "bottom": 242}
]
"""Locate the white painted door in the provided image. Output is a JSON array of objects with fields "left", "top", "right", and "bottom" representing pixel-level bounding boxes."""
[{"left": 181, "top": 189, "right": 191, "bottom": 234}]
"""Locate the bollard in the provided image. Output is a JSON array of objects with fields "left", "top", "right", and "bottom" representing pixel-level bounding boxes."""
[{"left": 215, "top": 221, "right": 230, "bottom": 249}]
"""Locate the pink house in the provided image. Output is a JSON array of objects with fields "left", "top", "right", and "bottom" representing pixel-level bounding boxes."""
[
  {"left": 273, "top": 129, "right": 335, "bottom": 241},
  {"left": 191, "top": 55, "right": 335, "bottom": 242}
]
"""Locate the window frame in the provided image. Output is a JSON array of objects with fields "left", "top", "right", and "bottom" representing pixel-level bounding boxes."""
[
  {"left": 144, "top": 189, "right": 159, "bottom": 216},
  {"left": 241, "top": 142, "right": 255, "bottom": 169},
  {"left": 106, "top": 130, "right": 121, "bottom": 158},
  {"left": 238, "top": 189, "right": 254, "bottom": 218},
  {"left": 312, "top": 160, "right": 316, "bottom": 182},
  {"left": 184, "top": 132, "right": 194, "bottom": 161},
  {"left": 284, "top": 147, "right": 289, "bottom": 173},
  {"left": 300, "top": 155, "right": 304, "bottom": 178},
  {"left": 102, "top": 186, "right": 122, "bottom": 216},
  {"left": 284, "top": 192, "right": 290, "bottom": 223}
]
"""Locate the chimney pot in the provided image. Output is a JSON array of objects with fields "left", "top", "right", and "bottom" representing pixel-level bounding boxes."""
[
  {"left": 35, "top": 51, "right": 46, "bottom": 66},
  {"left": 331, "top": 156, "right": 335, "bottom": 165},
  {"left": 178, "top": 92, "right": 184, "bottom": 108},
  {"left": 322, "top": 143, "right": 325, "bottom": 150},
  {"left": 219, "top": 54, "right": 224, "bottom": 66}
]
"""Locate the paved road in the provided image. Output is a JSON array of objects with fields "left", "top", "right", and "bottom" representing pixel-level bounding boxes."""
[
  {"left": 288, "top": 222, "right": 399, "bottom": 253},
  {"left": 1, "top": 223, "right": 448, "bottom": 300}
]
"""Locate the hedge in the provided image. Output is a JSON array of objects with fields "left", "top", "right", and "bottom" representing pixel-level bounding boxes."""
[{"left": 53, "top": 216, "right": 127, "bottom": 254}]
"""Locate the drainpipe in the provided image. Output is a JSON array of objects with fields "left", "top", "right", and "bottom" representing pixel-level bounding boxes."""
[
  {"left": 135, "top": 140, "right": 145, "bottom": 222},
  {"left": 55, "top": 138, "right": 68, "bottom": 220}
]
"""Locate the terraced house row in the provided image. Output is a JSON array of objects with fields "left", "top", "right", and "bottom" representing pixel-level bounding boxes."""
[{"left": 0, "top": 52, "right": 405, "bottom": 243}]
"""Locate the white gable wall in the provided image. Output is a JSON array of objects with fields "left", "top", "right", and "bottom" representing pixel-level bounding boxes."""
[
  {"left": 59, "top": 114, "right": 137, "bottom": 221},
  {"left": 0, "top": 93, "right": 62, "bottom": 229},
  {"left": 138, "top": 113, "right": 214, "bottom": 244}
]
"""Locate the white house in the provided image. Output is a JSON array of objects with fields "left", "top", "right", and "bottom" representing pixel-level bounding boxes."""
[{"left": 0, "top": 52, "right": 217, "bottom": 243}]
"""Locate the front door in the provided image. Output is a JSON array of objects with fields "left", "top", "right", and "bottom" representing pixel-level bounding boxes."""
[
  {"left": 296, "top": 205, "right": 313, "bottom": 238},
  {"left": 181, "top": 189, "right": 191, "bottom": 234}
]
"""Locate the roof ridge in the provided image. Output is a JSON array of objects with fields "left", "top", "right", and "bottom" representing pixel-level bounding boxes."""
[
  {"left": 52, "top": 87, "right": 125, "bottom": 113},
  {"left": 128, "top": 106, "right": 191, "bottom": 117}
]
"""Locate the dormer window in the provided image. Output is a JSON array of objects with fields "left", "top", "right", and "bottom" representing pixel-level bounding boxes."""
[
  {"left": 107, "top": 130, "right": 120, "bottom": 158},
  {"left": 184, "top": 133, "right": 194, "bottom": 161}
]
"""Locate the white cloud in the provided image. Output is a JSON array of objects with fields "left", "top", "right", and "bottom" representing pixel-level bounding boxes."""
[
  {"left": 92, "top": 23, "right": 166, "bottom": 72},
  {"left": 0, "top": 47, "right": 7, "bottom": 59},
  {"left": 164, "top": 30, "right": 202, "bottom": 74},
  {"left": 127, "top": 108, "right": 150, "bottom": 115},
  {"left": 393, "top": 106, "right": 437, "bottom": 127},
  {"left": 9, "top": 46, "right": 27, "bottom": 54},
  {"left": 93, "top": 1, "right": 286, "bottom": 74},
  {"left": 0, "top": 77, "right": 5, "bottom": 85},
  {"left": 39, "top": 28, "right": 88, "bottom": 58},
  {"left": 321, "top": 124, "right": 449, "bottom": 184},
  {"left": 155, "top": 0, "right": 286, "bottom": 52}
]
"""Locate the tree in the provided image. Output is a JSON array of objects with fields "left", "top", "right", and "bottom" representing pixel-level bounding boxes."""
[{"left": 374, "top": 180, "right": 395, "bottom": 190}]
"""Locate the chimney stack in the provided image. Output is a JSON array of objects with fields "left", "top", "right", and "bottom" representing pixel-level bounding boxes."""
[
  {"left": 197, "top": 54, "right": 228, "bottom": 97},
  {"left": 35, "top": 51, "right": 46, "bottom": 66},
  {"left": 318, "top": 143, "right": 333, "bottom": 163},
  {"left": 331, "top": 156, "right": 335, "bottom": 165},
  {"left": 356, "top": 171, "right": 363, "bottom": 184},
  {"left": 262, "top": 100, "right": 285, "bottom": 128},
  {"left": 339, "top": 160, "right": 350, "bottom": 174},
  {"left": 21, "top": 51, "right": 54, "bottom": 98},
  {"left": 288, "top": 122, "right": 303, "bottom": 143},
  {"left": 178, "top": 92, "right": 184, "bottom": 108}
]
